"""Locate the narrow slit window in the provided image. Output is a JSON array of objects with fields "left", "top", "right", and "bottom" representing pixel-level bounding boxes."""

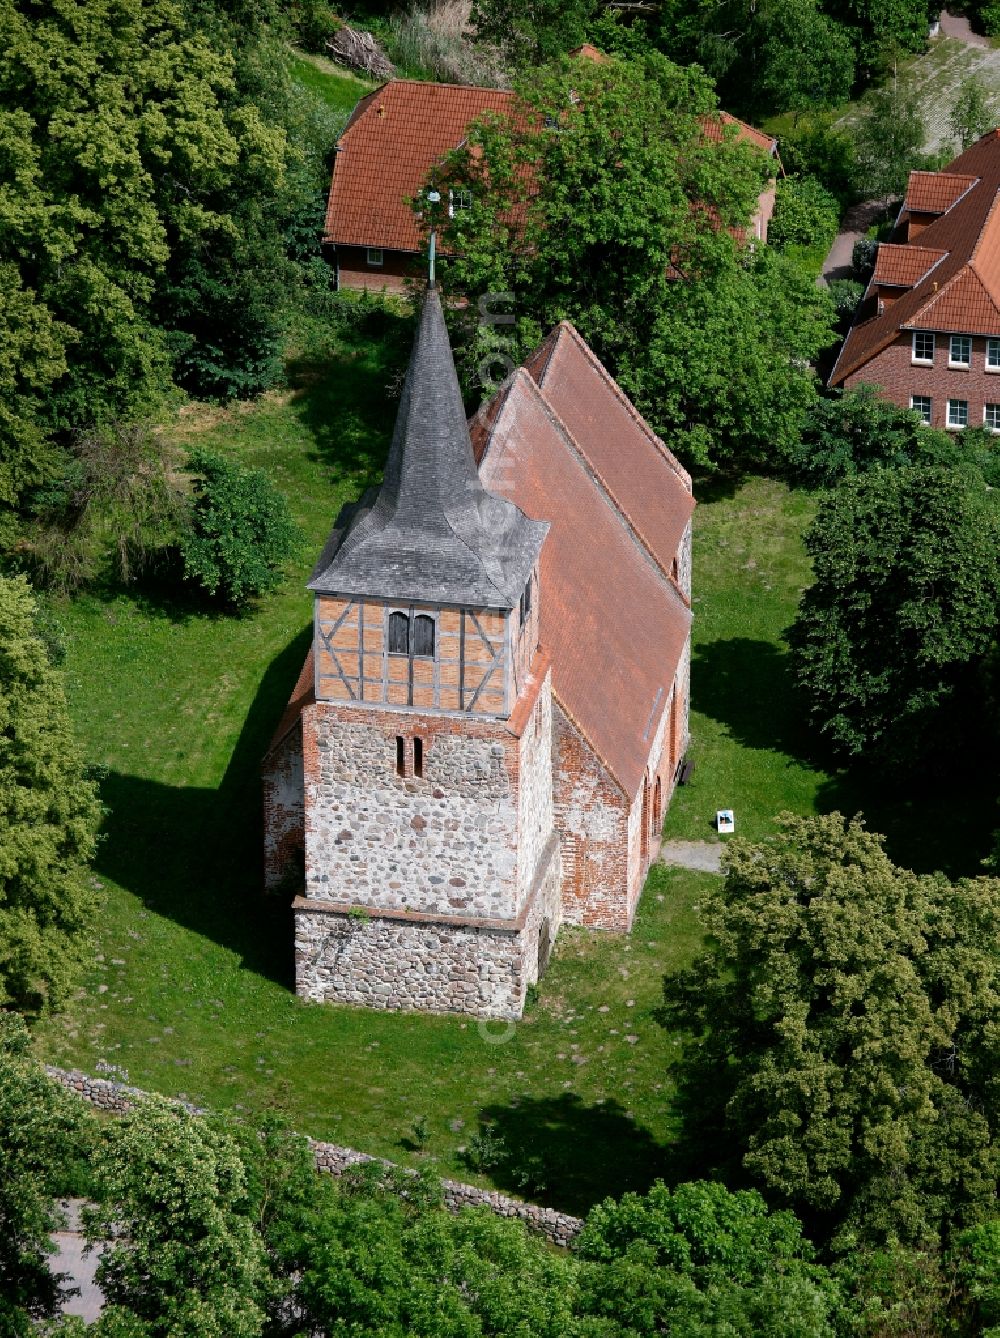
[
  {"left": 414, "top": 737, "right": 424, "bottom": 778},
  {"left": 395, "top": 736, "right": 405, "bottom": 777},
  {"left": 519, "top": 577, "right": 532, "bottom": 626},
  {"left": 388, "top": 611, "right": 409, "bottom": 655},
  {"left": 413, "top": 614, "right": 435, "bottom": 658}
]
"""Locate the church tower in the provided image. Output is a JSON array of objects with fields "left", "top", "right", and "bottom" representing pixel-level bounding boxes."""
[{"left": 292, "top": 287, "right": 561, "bottom": 1019}]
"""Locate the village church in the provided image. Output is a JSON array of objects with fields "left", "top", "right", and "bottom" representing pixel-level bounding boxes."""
[{"left": 263, "top": 285, "right": 694, "bottom": 1019}]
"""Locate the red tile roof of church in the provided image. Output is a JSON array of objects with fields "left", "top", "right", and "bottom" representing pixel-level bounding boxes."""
[
  {"left": 831, "top": 130, "right": 1000, "bottom": 386},
  {"left": 475, "top": 338, "right": 693, "bottom": 797}
]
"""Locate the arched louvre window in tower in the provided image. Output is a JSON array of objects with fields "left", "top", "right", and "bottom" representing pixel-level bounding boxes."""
[
  {"left": 413, "top": 614, "right": 435, "bottom": 658},
  {"left": 388, "top": 611, "right": 409, "bottom": 655}
]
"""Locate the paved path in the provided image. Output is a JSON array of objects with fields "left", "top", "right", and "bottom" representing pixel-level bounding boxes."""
[
  {"left": 820, "top": 199, "right": 892, "bottom": 286},
  {"left": 660, "top": 840, "right": 724, "bottom": 874},
  {"left": 51, "top": 1200, "right": 104, "bottom": 1323},
  {"left": 939, "top": 9, "right": 990, "bottom": 46}
]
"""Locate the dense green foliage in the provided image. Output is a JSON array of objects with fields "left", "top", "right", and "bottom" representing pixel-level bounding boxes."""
[
  {"left": 769, "top": 175, "right": 842, "bottom": 251},
  {"left": 950, "top": 74, "right": 997, "bottom": 152},
  {"left": 0, "top": 576, "right": 102, "bottom": 1013},
  {"left": 0, "top": 1015, "right": 96, "bottom": 1336},
  {"left": 433, "top": 53, "right": 835, "bottom": 472},
  {"left": 179, "top": 448, "right": 300, "bottom": 607},
  {"left": 663, "top": 813, "right": 1000, "bottom": 1249},
  {"left": 851, "top": 82, "right": 926, "bottom": 200},
  {"left": 788, "top": 463, "right": 1000, "bottom": 764},
  {"left": 0, "top": 0, "right": 344, "bottom": 551}
]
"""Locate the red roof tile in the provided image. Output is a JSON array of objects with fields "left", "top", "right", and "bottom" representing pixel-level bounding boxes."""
[
  {"left": 526, "top": 323, "right": 694, "bottom": 579},
  {"left": 904, "top": 170, "right": 977, "bottom": 215},
  {"left": 477, "top": 363, "right": 692, "bottom": 797},
  {"left": 872, "top": 243, "right": 946, "bottom": 287},
  {"left": 701, "top": 110, "right": 776, "bottom": 155},
  {"left": 323, "top": 80, "right": 514, "bottom": 253},
  {"left": 831, "top": 131, "right": 1000, "bottom": 385},
  {"left": 265, "top": 647, "right": 315, "bottom": 755}
]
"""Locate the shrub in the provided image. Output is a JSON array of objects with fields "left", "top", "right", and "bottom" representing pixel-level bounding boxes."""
[
  {"left": 769, "top": 174, "right": 841, "bottom": 250},
  {"left": 852, "top": 236, "right": 879, "bottom": 278},
  {"left": 827, "top": 277, "right": 864, "bottom": 320},
  {"left": 179, "top": 448, "right": 300, "bottom": 607},
  {"left": 778, "top": 121, "right": 857, "bottom": 208}
]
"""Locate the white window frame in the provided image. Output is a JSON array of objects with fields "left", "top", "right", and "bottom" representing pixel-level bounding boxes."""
[
  {"left": 366, "top": 247, "right": 384, "bottom": 267},
  {"left": 985, "top": 403, "right": 1000, "bottom": 432},
  {"left": 911, "top": 330, "right": 935, "bottom": 364},
  {"left": 949, "top": 334, "right": 972, "bottom": 368},
  {"left": 448, "top": 188, "right": 473, "bottom": 218},
  {"left": 987, "top": 338, "right": 1000, "bottom": 370},
  {"left": 910, "top": 394, "right": 932, "bottom": 425},
  {"left": 946, "top": 398, "right": 969, "bottom": 429}
]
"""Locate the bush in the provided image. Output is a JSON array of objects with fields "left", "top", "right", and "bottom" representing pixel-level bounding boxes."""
[
  {"left": 778, "top": 121, "right": 857, "bottom": 208},
  {"left": 179, "top": 448, "right": 300, "bottom": 607},
  {"left": 827, "top": 277, "right": 864, "bottom": 320},
  {"left": 769, "top": 174, "right": 841, "bottom": 250},
  {"left": 852, "top": 236, "right": 879, "bottom": 278}
]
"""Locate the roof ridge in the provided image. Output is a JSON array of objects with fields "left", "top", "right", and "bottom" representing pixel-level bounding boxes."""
[
  {"left": 507, "top": 368, "right": 686, "bottom": 596},
  {"left": 371, "top": 77, "right": 513, "bottom": 95},
  {"left": 554, "top": 323, "right": 693, "bottom": 489}
]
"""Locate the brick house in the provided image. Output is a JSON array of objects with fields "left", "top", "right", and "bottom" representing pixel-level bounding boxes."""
[
  {"left": 830, "top": 131, "right": 1000, "bottom": 431},
  {"left": 262, "top": 287, "right": 693, "bottom": 1018},
  {"left": 322, "top": 75, "right": 778, "bottom": 293}
]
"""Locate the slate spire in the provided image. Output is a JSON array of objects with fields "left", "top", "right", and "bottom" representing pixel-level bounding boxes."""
[{"left": 309, "top": 287, "right": 547, "bottom": 608}]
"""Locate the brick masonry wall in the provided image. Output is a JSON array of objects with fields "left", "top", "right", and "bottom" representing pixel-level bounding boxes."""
[
  {"left": 844, "top": 330, "right": 1000, "bottom": 430},
  {"left": 262, "top": 722, "right": 304, "bottom": 890},
  {"left": 334, "top": 244, "right": 418, "bottom": 294},
  {"left": 44, "top": 1066, "right": 583, "bottom": 1247}
]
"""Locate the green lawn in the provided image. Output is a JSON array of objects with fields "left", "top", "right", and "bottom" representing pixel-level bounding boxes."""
[{"left": 287, "top": 50, "right": 372, "bottom": 116}]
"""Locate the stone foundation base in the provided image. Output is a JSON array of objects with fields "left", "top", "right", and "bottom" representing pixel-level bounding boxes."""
[{"left": 294, "top": 835, "right": 561, "bottom": 1019}]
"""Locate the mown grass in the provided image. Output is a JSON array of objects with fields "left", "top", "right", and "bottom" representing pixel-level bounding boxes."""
[{"left": 287, "top": 50, "right": 372, "bottom": 116}]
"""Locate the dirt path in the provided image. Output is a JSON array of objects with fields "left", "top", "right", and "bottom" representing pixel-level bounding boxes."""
[
  {"left": 821, "top": 199, "right": 894, "bottom": 286},
  {"left": 939, "top": 9, "right": 990, "bottom": 47},
  {"left": 660, "top": 840, "right": 724, "bottom": 874}
]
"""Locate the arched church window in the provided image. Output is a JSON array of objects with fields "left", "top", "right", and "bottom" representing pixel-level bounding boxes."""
[
  {"left": 413, "top": 614, "right": 435, "bottom": 658},
  {"left": 388, "top": 611, "right": 409, "bottom": 655}
]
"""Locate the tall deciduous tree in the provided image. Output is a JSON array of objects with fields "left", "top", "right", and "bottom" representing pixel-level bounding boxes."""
[
  {"left": 852, "top": 81, "right": 925, "bottom": 201},
  {"left": 662, "top": 813, "right": 1000, "bottom": 1246},
  {"left": 788, "top": 463, "right": 1000, "bottom": 765},
  {"left": 431, "top": 52, "right": 835, "bottom": 471},
  {"left": 0, "top": 576, "right": 102, "bottom": 1013},
  {"left": 950, "top": 75, "right": 997, "bottom": 152}
]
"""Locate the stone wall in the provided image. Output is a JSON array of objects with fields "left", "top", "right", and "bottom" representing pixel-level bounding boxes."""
[
  {"left": 302, "top": 703, "right": 521, "bottom": 919},
  {"left": 44, "top": 1065, "right": 583, "bottom": 1247},
  {"left": 294, "top": 900, "right": 525, "bottom": 1017}
]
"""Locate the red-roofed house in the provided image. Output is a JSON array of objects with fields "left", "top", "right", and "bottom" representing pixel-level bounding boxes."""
[
  {"left": 262, "top": 291, "right": 693, "bottom": 1017},
  {"left": 830, "top": 132, "right": 1000, "bottom": 431},
  {"left": 323, "top": 76, "right": 779, "bottom": 292}
]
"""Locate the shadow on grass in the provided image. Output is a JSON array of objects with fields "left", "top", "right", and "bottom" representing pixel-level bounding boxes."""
[
  {"left": 93, "top": 624, "right": 313, "bottom": 987},
  {"left": 286, "top": 308, "right": 411, "bottom": 488},
  {"left": 472, "top": 1092, "right": 675, "bottom": 1217},
  {"left": 692, "top": 635, "right": 997, "bottom": 878}
]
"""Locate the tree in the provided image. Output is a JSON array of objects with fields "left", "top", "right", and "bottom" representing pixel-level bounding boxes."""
[
  {"left": 179, "top": 448, "right": 300, "bottom": 607},
  {"left": 950, "top": 75, "right": 997, "bottom": 153},
  {"left": 469, "top": 0, "right": 601, "bottom": 65},
  {"left": 431, "top": 52, "right": 835, "bottom": 472},
  {"left": 575, "top": 1179, "right": 842, "bottom": 1335},
  {"left": 662, "top": 813, "right": 1000, "bottom": 1246},
  {"left": 788, "top": 463, "right": 1000, "bottom": 765},
  {"left": 0, "top": 1015, "right": 97, "bottom": 1337},
  {"left": 769, "top": 175, "right": 842, "bottom": 252},
  {"left": 749, "top": 0, "right": 855, "bottom": 117},
  {"left": 86, "top": 1099, "right": 268, "bottom": 1338},
  {"left": 0, "top": 575, "right": 102, "bottom": 1013},
  {"left": 852, "top": 81, "right": 925, "bottom": 201}
]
